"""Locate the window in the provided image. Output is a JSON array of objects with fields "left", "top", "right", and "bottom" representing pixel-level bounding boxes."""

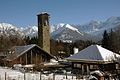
[
  {"left": 116, "top": 64, "right": 120, "bottom": 69},
  {"left": 44, "top": 20, "right": 48, "bottom": 26},
  {"left": 90, "top": 65, "right": 94, "bottom": 69},
  {"left": 74, "top": 64, "right": 81, "bottom": 68},
  {"left": 74, "top": 64, "right": 77, "bottom": 67},
  {"left": 77, "top": 64, "right": 81, "bottom": 68},
  {"left": 90, "top": 65, "right": 98, "bottom": 69}
]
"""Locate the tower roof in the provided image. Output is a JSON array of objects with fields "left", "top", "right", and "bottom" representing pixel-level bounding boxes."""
[{"left": 37, "top": 12, "right": 49, "bottom": 16}]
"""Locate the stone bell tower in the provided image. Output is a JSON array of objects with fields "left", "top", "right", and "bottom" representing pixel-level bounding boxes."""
[{"left": 37, "top": 12, "right": 50, "bottom": 53}]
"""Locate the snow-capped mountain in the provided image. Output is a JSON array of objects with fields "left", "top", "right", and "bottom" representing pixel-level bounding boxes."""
[
  {"left": 51, "top": 23, "right": 65, "bottom": 33},
  {"left": 1, "top": 16, "right": 120, "bottom": 42},
  {"left": 77, "top": 20, "right": 101, "bottom": 33},
  {"left": 51, "top": 24, "right": 83, "bottom": 36},
  {"left": 51, "top": 24, "right": 94, "bottom": 42},
  {"left": 0, "top": 23, "right": 24, "bottom": 37},
  {"left": 82, "top": 16, "right": 120, "bottom": 36},
  {"left": 51, "top": 17, "right": 120, "bottom": 42},
  {"left": 22, "top": 25, "right": 38, "bottom": 37}
]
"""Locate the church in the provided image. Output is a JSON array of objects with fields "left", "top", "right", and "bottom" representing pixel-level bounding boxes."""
[{"left": 2, "top": 12, "right": 55, "bottom": 67}]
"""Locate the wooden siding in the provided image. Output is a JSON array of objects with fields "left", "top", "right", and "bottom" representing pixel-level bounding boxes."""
[{"left": 5, "top": 46, "right": 51, "bottom": 66}]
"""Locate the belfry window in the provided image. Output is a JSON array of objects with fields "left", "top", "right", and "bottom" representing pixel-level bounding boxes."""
[{"left": 44, "top": 20, "right": 48, "bottom": 26}]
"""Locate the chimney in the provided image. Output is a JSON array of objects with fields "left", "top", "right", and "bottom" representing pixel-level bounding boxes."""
[
  {"left": 37, "top": 12, "right": 50, "bottom": 53},
  {"left": 73, "top": 47, "right": 79, "bottom": 54}
]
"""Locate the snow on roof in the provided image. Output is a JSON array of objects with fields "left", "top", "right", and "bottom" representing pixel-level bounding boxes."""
[{"left": 67, "top": 45, "right": 120, "bottom": 62}]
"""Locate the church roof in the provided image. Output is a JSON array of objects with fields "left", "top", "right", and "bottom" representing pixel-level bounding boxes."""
[
  {"left": 5, "top": 44, "right": 54, "bottom": 61},
  {"left": 67, "top": 45, "right": 120, "bottom": 63}
]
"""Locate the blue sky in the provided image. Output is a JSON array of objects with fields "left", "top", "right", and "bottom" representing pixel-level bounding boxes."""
[{"left": 0, "top": 0, "right": 120, "bottom": 27}]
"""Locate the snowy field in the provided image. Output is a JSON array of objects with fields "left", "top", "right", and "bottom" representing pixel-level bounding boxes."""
[{"left": 0, "top": 67, "right": 87, "bottom": 80}]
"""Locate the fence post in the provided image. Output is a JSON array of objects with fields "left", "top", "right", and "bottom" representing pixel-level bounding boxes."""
[
  {"left": 5, "top": 72, "right": 6, "bottom": 80},
  {"left": 76, "top": 73, "right": 77, "bottom": 79},
  {"left": 24, "top": 72, "right": 25, "bottom": 80},
  {"left": 39, "top": 72, "right": 41, "bottom": 80},
  {"left": 66, "top": 71, "right": 67, "bottom": 79},
  {"left": 72, "top": 73, "right": 73, "bottom": 79},
  {"left": 53, "top": 73, "right": 55, "bottom": 80},
  {"left": 18, "top": 75, "right": 20, "bottom": 80}
]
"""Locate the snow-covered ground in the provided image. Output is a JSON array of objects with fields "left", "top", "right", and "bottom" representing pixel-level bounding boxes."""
[{"left": 0, "top": 66, "right": 87, "bottom": 80}]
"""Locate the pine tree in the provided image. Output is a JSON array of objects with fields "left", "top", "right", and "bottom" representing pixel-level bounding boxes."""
[
  {"left": 114, "top": 27, "right": 120, "bottom": 53},
  {"left": 102, "top": 30, "right": 109, "bottom": 49},
  {"left": 108, "top": 29, "right": 115, "bottom": 51}
]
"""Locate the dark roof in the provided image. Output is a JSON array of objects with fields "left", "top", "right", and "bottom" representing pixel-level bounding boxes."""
[
  {"left": 37, "top": 12, "right": 49, "bottom": 16},
  {"left": 5, "top": 44, "right": 54, "bottom": 61}
]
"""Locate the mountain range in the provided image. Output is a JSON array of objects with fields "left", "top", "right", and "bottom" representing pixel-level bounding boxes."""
[
  {"left": 0, "top": 16, "right": 120, "bottom": 42},
  {"left": 0, "top": 23, "right": 24, "bottom": 37}
]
